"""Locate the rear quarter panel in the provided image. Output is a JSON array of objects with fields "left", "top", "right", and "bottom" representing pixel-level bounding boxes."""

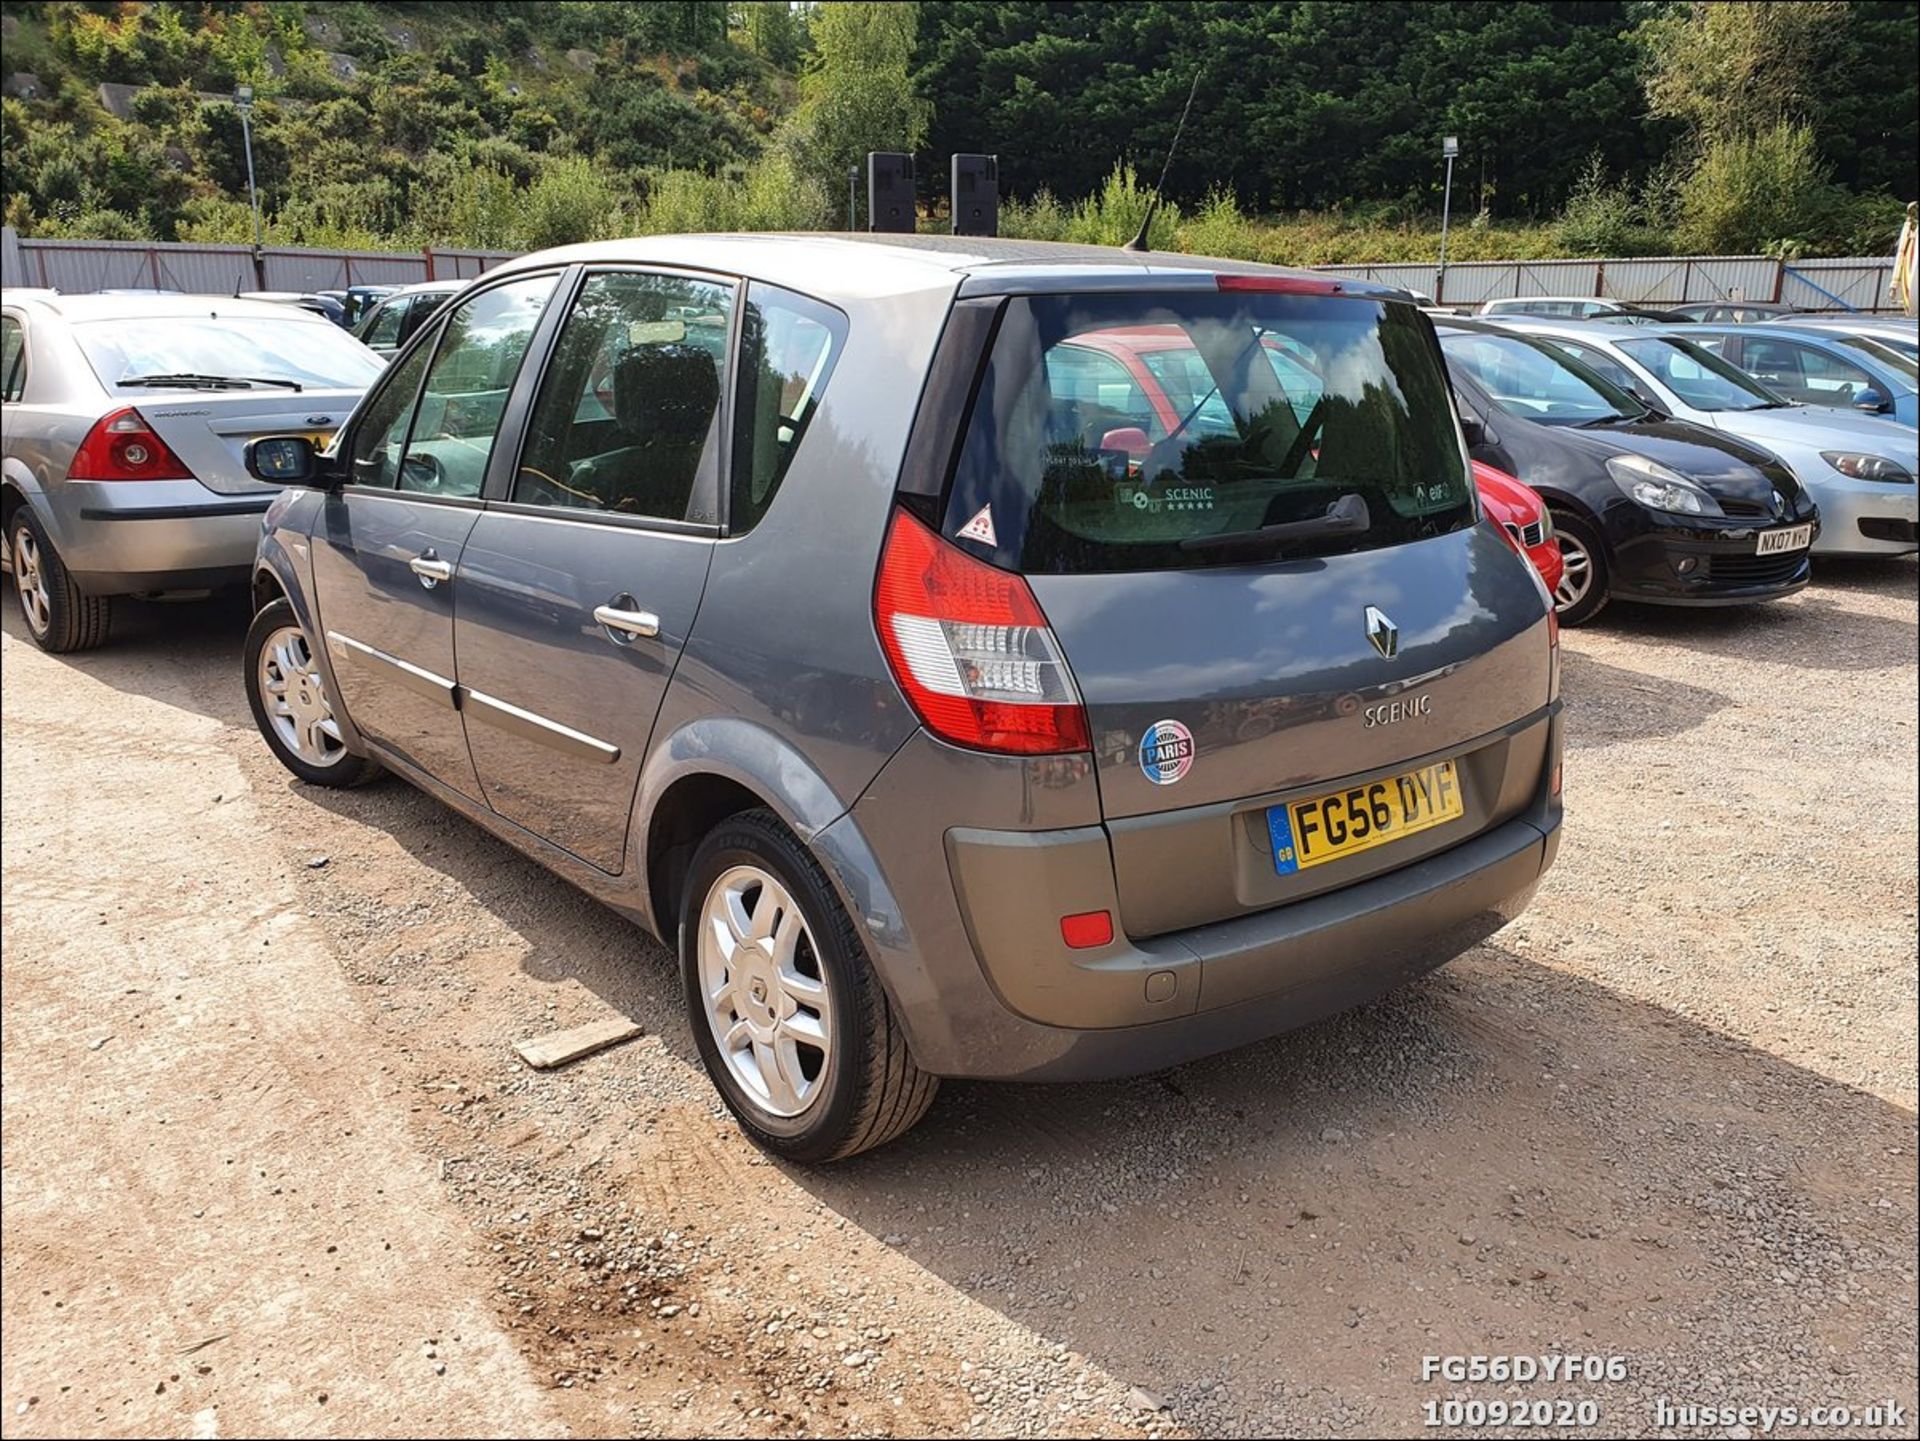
[{"left": 644, "top": 280, "right": 960, "bottom": 842}]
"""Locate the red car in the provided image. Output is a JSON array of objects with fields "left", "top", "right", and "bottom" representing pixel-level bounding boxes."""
[
  {"left": 1472, "top": 461, "right": 1565, "bottom": 599},
  {"left": 1055, "top": 326, "right": 1565, "bottom": 598}
]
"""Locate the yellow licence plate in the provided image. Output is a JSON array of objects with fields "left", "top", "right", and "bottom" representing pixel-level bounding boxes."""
[{"left": 1267, "top": 760, "right": 1464, "bottom": 875}]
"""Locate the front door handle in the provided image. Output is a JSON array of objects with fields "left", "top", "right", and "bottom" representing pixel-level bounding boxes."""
[
  {"left": 593, "top": 601, "right": 660, "bottom": 642},
  {"left": 409, "top": 553, "right": 454, "bottom": 589}
]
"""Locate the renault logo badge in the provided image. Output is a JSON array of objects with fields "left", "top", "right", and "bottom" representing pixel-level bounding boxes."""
[{"left": 1364, "top": 605, "right": 1399, "bottom": 660}]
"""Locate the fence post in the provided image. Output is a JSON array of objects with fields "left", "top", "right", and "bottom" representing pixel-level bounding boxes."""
[
  {"left": 149, "top": 245, "right": 162, "bottom": 290},
  {"left": 1770, "top": 261, "right": 1785, "bottom": 304},
  {"left": 1594, "top": 261, "right": 1606, "bottom": 298},
  {"left": 423, "top": 247, "right": 437, "bottom": 282},
  {"left": 1683, "top": 258, "right": 1694, "bottom": 303}
]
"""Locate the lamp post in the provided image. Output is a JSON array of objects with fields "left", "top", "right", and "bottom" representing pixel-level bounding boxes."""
[
  {"left": 1437, "top": 135, "right": 1459, "bottom": 304},
  {"left": 847, "top": 165, "right": 859, "bottom": 232},
  {"left": 235, "top": 83, "right": 264, "bottom": 284}
]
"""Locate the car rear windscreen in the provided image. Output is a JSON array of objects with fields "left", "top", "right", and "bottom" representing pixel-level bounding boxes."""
[
  {"left": 941, "top": 291, "right": 1471, "bottom": 573},
  {"left": 73, "top": 316, "right": 387, "bottom": 392}
]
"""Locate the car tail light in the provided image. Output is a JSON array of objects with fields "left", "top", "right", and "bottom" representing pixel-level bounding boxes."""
[
  {"left": 874, "top": 509, "right": 1090, "bottom": 756},
  {"left": 68, "top": 408, "right": 193, "bottom": 482},
  {"left": 1215, "top": 273, "right": 1345, "bottom": 296}
]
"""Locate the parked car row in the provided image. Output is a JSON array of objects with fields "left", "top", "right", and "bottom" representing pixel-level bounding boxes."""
[{"left": 1, "top": 238, "right": 1910, "bottom": 1161}]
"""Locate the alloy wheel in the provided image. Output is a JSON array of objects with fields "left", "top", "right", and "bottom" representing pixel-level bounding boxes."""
[
  {"left": 697, "top": 864, "right": 833, "bottom": 1118},
  {"left": 257, "top": 624, "right": 348, "bottom": 767},
  {"left": 11, "top": 526, "right": 51, "bottom": 637},
  {"left": 1554, "top": 533, "right": 1594, "bottom": 613}
]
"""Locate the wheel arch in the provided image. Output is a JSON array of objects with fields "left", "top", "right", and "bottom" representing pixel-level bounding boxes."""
[{"left": 632, "top": 715, "right": 869, "bottom": 942}]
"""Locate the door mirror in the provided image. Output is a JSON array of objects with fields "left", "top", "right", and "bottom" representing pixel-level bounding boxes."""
[
  {"left": 1853, "top": 386, "right": 1891, "bottom": 414},
  {"left": 246, "top": 435, "right": 324, "bottom": 486},
  {"left": 1629, "top": 387, "right": 1667, "bottom": 417},
  {"left": 1099, "top": 426, "right": 1151, "bottom": 459},
  {"left": 1458, "top": 413, "right": 1486, "bottom": 447}
]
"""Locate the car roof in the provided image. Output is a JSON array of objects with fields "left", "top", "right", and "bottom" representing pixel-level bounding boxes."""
[
  {"left": 484, "top": 232, "right": 1413, "bottom": 305},
  {"left": 0, "top": 291, "right": 340, "bottom": 324},
  {"left": 1483, "top": 295, "right": 1619, "bottom": 307},
  {"left": 390, "top": 280, "right": 466, "bottom": 295}
]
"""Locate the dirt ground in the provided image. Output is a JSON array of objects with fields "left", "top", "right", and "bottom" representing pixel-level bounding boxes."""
[{"left": 3, "top": 559, "right": 1916, "bottom": 1441}]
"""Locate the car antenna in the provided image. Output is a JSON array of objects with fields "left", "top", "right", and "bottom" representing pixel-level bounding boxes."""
[{"left": 1123, "top": 67, "right": 1202, "bottom": 254}]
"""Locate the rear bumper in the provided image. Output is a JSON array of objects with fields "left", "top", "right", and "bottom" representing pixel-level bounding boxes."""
[
  {"left": 824, "top": 713, "right": 1562, "bottom": 1083},
  {"left": 39, "top": 480, "right": 271, "bottom": 593}
]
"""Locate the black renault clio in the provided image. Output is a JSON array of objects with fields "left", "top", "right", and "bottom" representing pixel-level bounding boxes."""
[{"left": 1437, "top": 319, "right": 1818, "bottom": 624}]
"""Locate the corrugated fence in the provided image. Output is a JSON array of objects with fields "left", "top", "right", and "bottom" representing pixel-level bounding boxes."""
[
  {"left": 1, "top": 233, "right": 515, "bottom": 294},
  {"left": 1, "top": 231, "right": 1904, "bottom": 314},
  {"left": 1313, "top": 254, "right": 1902, "bottom": 312}
]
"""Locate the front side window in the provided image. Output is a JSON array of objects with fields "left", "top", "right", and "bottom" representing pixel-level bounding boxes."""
[
  {"left": 512, "top": 271, "right": 732, "bottom": 522},
  {"left": 1, "top": 317, "right": 24, "bottom": 402},
  {"left": 347, "top": 275, "right": 555, "bottom": 495},
  {"left": 398, "top": 276, "right": 555, "bottom": 497},
  {"left": 347, "top": 340, "right": 433, "bottom": 488},
  {"left": 945, "top": 291, "right": 1469, "bottom": 574},
  {"left": 361, "top": 299, "right": 404, "bottom": 349},
  {"left": 1617, "top": 337, "right": 1782, "bottom": 412},
  {"left": 1440, "top": 332, "right": 1642, "bottom": 425},
  {"left": 731, "top": 282, "right": 845, "bottom": 533},
  {"left": 1741, "top": 337, "right": 1876, "bottom": 405}
]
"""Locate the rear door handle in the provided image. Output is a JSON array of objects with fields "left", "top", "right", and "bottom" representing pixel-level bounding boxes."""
[
  {"left": 409, "top": 554, "right": 454, "bottom": 588},
  {"left": 594, "top": 602, "right": 660, "bottom": 642}
]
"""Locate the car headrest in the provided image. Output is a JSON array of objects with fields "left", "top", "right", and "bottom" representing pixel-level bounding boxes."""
[{"left": 612, "top": 344, "right": 719, "bottom": 445}]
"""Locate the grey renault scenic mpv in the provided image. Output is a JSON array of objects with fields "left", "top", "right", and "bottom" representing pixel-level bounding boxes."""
[{"left": 240, "top": 235, "right": 1563, "bottom": 1161}]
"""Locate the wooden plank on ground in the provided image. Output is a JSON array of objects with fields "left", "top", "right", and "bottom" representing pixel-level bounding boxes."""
[{"left": 513, "top": 1017, "right": 643, "bottom": 1071}]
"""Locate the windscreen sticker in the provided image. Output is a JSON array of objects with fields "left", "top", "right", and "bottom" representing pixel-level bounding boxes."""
[
  {"left": 1138, "top": 719, "right": 1195, "bottom": 786},
  {"left": 957, "top": 504, "right": 998, "bottom": 546}
]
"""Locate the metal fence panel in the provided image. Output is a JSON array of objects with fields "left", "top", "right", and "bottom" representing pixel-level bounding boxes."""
[
  {"left": 263, "top": 248, "right": 427, "bottom": 290},
  {"left": 1782, "top": 259, "right": 1897, "bottom": 313},
  {"left": 430, "top": 249, "right": 516, "bottom": 279}
]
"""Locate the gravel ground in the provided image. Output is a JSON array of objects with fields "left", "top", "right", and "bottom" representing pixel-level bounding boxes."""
[{"left": 2, "top": 556, "right": 1916, "bottom": 1440}]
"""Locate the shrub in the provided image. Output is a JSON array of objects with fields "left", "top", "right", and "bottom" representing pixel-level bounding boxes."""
[
  {"left": 1553, "top": 155, "right": 1673, "bottom": 257},
  {"left": 1676, "top": 123, "right": 1844, "bottom": 255},
  {"left": 1062, "top": 163, "right": 1180, "bottom": 250},
  {"left": 999, "top": 188, "right": 1071, "bottom": 242},
  {"left": 1177, "top": 188, "right": 1260, "bottom": 262},
  {"left": 511, "top": 154, "right": 626, "bottom": 250}
]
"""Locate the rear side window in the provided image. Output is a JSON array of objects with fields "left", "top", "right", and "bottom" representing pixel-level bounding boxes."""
[
  {"left": 730, "top": 282, "right": 846, "bottom": 533},
  {"left": 943, "top": 291, "right": 1470, "bottom": 573},
  {"left": 512, "top": 271, "right": 732, "bottom": 522},
  {"left": 1, "top": 317, "right": 24, "bottom": 402}
]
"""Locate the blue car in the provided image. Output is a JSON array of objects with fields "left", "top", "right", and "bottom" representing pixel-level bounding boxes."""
[{"left": 1686, "top": 322, "right": 1919, "bottom": 429}]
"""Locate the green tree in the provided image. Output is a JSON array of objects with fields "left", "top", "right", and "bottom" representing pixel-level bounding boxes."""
[
  {"left": 787, "top": 1, "right": 927, "bottom": 203},
  {"left": 1635, "top": 2, "right": 1841, "bottom": 144}
]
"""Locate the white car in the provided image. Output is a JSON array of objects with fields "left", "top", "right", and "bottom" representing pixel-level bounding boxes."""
[{"left": 1485, "top": 317, "right": 1918, "bottom": 556}]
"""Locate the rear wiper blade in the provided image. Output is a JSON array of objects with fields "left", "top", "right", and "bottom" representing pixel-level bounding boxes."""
[
  {"left": 119, "top": 372, "right": 303, "bottom": 391},
  {"left": 1179, "top": 492, "right": 1371, "bottom": 554}
]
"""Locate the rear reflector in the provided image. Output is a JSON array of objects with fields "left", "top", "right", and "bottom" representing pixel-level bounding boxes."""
[
  {"left": 1060, "top": 910, "right": 1114, "bottom": 949},
  {"left": 1215, "top": 274, "right": 1345, "bottom": 296},
  {"left": 874, "top": 509, "right": 1090, "bottom": 756},
  {"left": 68, "top": 407, "right": 193, "bottom": 482}
]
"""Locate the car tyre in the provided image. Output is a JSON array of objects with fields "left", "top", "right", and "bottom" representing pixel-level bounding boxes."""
[
  {"left": 1549, "top": 509, "right": 1610, "bottom": 626},
  {"left": 9, "top": 507, "right": 111, "bottom": 653},
  {"left": 680, "top": 809, "right": 937, "bottom": 1163},
  {"left": 243, "top": 598, "right": 382, "bottom": 787}
]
